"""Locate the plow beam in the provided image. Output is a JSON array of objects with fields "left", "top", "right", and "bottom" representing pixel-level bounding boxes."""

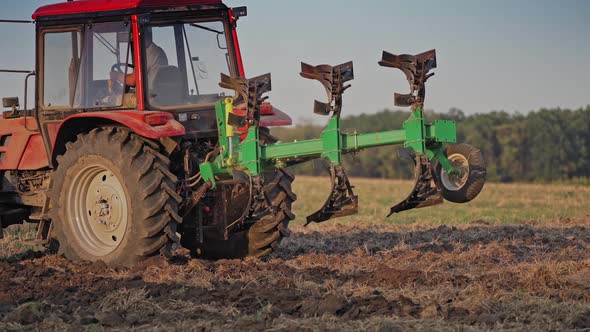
[{"left": 260, "top": 121, "right": 456, "bottom": 162}]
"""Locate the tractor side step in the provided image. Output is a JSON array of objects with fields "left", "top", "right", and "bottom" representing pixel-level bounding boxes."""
[
  {"left": 28, "top": 213, "right": 49, "bottom": 221},
  {"left": 306, "top": 165, "right": 358, "bottom": 225},
  {"left": 20, "top": 239, "right": 49, "bottom": 247}
]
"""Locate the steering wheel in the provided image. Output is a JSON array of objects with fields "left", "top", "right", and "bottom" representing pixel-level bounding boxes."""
[{"left": 111, "top": 62, "right": 135, "bottom": 74}]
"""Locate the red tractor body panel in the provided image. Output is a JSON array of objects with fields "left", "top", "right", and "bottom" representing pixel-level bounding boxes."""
[
  {"left": 0, "top": 111, "right": 185, "bottom": 171},
  {"left": 33, "top": 0, "right": 222, "bottom": 19},
  {"left": 20, "top": 135, "right": 49, "bottom": 170},
  {"left": 55, "top": 111, "right": 186, "bottom": 140},
  {"left": 259, "top": 109, "right": 292, "bottom": 127},
  {"left": 0, "top": 117, "right": 49, "bottom": 170}
]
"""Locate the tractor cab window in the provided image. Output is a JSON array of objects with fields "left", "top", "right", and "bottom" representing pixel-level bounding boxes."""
[
  {"left": 42, "top": 22, "right": 134, "bottom": 110},
  {"left": 42, "top": 31, "right": 82, "bottom": 108},
  {"left": 144, "top": 21, "right": 233, "bottom": 109},
  {"left": 74, "top": 22, "right": 135, "bottom": 109}
]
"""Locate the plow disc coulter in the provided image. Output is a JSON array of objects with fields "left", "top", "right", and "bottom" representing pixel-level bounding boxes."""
[{"left": 193, "top": 49, "right": 487, "bottom": 257}]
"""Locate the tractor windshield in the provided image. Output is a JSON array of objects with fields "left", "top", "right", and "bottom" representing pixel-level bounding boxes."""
[{"left": 144, "top": 21, "right": 233, "bottom": 110}]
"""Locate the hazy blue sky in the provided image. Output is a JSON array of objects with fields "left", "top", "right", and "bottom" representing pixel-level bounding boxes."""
[{"left": 1, "top": 1, "right": 588, "bottom": 123}]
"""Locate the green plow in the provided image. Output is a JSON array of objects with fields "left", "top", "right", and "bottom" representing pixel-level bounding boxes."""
[{"left": 198, "top": 49, "right": 486, "bottom": 225}]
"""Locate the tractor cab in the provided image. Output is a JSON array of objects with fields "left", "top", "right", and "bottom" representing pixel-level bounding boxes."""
[{"left": 32, "top": 0, "right": 251, "bottom": 137}]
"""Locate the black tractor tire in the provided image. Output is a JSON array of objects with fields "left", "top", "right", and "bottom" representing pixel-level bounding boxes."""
[
  {"left": 435, "top": 143, "right": 486, "bottom": 203},
  {"left": 199, "top": 168, "right": 297, "bottom": 260},
  {"left": 49, "top": 127, "right": 181, "bottom": 266}
]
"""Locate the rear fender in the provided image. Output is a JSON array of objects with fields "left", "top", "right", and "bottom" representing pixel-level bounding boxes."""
[
  {"left": 259, "top": 105, "right": 292, "bottom": 127},
  {"left": 234, "top": 104, "right": 292, "bottom": 141},
  {"left": 51, "top": 111, "right": 185, "bottom": 166}
]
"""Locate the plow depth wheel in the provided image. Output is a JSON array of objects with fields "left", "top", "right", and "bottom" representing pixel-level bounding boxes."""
[{"left": 437, "top": 143, "right": 486, "bottom": 203}]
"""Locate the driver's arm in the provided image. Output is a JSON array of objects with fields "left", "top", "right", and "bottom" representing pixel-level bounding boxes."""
[{"left": 110, "top": 71, "right": 136, "bottom": 87}]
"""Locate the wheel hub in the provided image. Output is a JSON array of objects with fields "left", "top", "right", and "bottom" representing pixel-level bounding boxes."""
[
  {"left": 440, "top": 153, "right": 469, "bottom": 191},
  {"left": 67, "top": 163, "right": 129, "bottom": 257},
  {"left": 93, "top": 197, "right": 113, "bottom": 225}
]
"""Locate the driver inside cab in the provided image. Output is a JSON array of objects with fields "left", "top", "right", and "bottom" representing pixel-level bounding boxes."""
[{"left": 99, "top": 27, "right": 168, "bottom": 108}]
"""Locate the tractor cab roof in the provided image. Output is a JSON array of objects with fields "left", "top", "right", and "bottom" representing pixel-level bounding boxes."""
[{"left": 33, "top": 0, "right": 224, "bottom": 20}]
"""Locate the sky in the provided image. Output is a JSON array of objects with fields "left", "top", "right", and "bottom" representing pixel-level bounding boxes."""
[{"left": 1, "top": 0, "right": 588, "bottom": 124}]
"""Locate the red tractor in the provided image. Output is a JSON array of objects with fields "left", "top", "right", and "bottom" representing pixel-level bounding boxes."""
[
  {"left": 0, "top": 0, "right": 291, "bottom": 264},
  {"left": 0, "top": 0, "right": 486, "bottom": 266}
]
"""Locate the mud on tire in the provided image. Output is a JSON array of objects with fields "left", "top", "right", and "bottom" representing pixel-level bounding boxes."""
[
  {"left": 199, "top": 168, "right": 297, "bottom": 260},
  {"left": 49, "top": 127, "right": 181, "bottom": 266}
]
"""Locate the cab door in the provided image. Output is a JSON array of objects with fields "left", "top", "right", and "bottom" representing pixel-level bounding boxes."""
[{"left": 36, "top": 21, "right": 135, "bottom": 165}]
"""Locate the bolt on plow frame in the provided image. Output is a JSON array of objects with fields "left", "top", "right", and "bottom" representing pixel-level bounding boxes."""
[{"left": 0, "top": 1, "right": 485, "bottom": 266}]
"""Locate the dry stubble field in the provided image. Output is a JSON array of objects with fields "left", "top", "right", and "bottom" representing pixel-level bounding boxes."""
[{"left": 1, "top": 176, "right": 589, "bottom": 331}]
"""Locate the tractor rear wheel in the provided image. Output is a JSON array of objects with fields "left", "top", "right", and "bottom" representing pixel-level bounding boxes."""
[
  {"left": 50, "top": 127, "right": 181, "bottom": 266},
  {"left": 436, "top": 143, "right": 486, "bottom": 203},
  {"left": 198, "top": 168, "right": 297, "bottom": 260}
]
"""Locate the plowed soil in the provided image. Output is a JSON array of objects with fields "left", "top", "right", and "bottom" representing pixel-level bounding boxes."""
[{"left": 1, "top": 218, "right": 589, "bottom": 331}]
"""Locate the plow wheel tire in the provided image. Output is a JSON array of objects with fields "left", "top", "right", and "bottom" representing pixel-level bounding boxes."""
[
  {"left": 50, "top": 127, "right": 181, "bottom": 266},
  {"left": 437, "top": 143, "right": 486, "bottom": 203},
  {"left": 199, "top": 169, "right": 296, "bottom": 260}
]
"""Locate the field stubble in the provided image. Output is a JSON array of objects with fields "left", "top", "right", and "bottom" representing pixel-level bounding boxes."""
[{"left": 0, "top": 177, "right": 589, "bottom": 331}]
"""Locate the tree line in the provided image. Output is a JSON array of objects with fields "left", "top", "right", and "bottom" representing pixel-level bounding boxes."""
[{"left": 271, "top": 106, "right": 590, "bottom": 183}]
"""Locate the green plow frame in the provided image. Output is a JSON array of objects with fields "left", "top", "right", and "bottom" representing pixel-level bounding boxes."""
[{"left": 199, "top": 49, "right": 460, "bottom": 224}]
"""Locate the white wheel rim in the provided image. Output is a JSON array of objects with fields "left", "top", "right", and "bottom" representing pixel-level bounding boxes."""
[
  {"left": 440, "top": 153, "right": 470, "bottom": 191},
  {"left": 66, "top": 163, "right": 129, "bottom": 257}
]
